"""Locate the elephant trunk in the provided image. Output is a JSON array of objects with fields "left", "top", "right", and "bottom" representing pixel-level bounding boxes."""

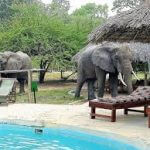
[
  {"left": 124, "top": 72, "right": 133, "bottom": 94},
  {"left": 122, "top": 63, "right": 133, "bottom": 94}
]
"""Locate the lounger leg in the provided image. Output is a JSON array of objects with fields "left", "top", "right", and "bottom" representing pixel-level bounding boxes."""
[
  {"left": 144, "top": 105, "right": 148, "bottom": 117},
  {"left": 124, "top": 109, "right": 128, "bottom": 115},
  {"left": 91, "top": 107, "right": 96, "bottom": 119},
  {"left": 111, "top": 109, "right": 116, "bottom": 122},
  {"left": 148, "top": 115, "right": 150, "bottom": 128}
]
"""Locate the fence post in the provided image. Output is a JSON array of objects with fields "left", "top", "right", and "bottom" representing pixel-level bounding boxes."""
[{"left": 28, "top": 70, "right": 32, "bottom": 102}]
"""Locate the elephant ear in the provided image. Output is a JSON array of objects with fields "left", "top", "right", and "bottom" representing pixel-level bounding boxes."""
[
  {"left": 92, "top": 46, "right": 116, "bottom": 73},
  {"left": 5, "top": 54, "right": 23, "bottom": 70}
]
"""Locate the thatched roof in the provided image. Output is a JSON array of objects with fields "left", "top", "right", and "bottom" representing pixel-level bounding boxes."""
[
  {"left": 89, "top": 1, "right": 150, "bottom": 43},
  {"left": 114, "top": 42, "right": 150, "bottom": 63}
]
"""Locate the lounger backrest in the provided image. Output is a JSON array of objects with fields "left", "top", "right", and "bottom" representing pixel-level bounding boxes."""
[{"left": 0, "top": 79, "right": 16, "bottom": 96}]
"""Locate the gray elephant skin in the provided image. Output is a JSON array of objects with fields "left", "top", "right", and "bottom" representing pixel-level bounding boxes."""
[
  {"left": 74, "top": 43, "right": 134, "bottom": 100},
  {"left": 0, "top": 51, "right": 32, "bottom": 93}
]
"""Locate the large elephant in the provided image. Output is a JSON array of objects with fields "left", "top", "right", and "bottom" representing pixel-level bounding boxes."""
[
  {"left": 0, "top": 51, "right": 32, "bottom": 93},
  {"left": 74, "top": 43, "right": 138, "bottom": 100}
]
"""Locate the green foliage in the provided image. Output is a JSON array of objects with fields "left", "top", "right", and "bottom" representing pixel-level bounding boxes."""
[
  {"left": 0, "top": 1, "right": 108, "bottom": 71},
  {"left": 0, "top": 0, "right": 38, "bottom": 21},
  {"left": 0, "top": 0, "right": 13, "bottom": 21},
  {"left": 48, "top": 0, "right": 70, "bottom": 17},
  {"left": 112, "top": 0, "right": 140, "bottom": 12},
  {"left": 73, "top": 3, "right": 108, "bottom": 19}
]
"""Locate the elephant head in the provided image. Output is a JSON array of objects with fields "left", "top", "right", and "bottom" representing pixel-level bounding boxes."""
[
  {"left": 92, "top": 44, "right": 136, "bottom": 94},
  {"left": 0, "top": 51, "right": 23, "bottom": 71}
]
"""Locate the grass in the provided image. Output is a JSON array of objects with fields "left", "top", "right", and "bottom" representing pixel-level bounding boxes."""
[
  {"left": 15, "top": 71, "right": 84, "bottom": 104},
  {"left": 16, "top": 86, "right": 84, "bottom": 104},
  {"left": 32, "top": 71, "right": 77, "bottom": 81}
]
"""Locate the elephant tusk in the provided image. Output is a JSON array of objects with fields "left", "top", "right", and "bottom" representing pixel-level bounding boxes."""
[
  {"left": 118, "top": 73, "right": 127, "bottom": 86},
  {"left": 132, "top": 71, "right": 140, "bottom": 81}
]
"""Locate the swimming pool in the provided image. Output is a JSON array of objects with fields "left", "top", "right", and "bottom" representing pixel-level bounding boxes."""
[{"left": 0, "top": 124, "right": 140, "bottom": 150}]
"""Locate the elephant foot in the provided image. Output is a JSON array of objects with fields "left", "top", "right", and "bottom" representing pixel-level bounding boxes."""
[
  {"left": 88, "top": 95, "right": 96, "bottom": 100},
  {"left": 111, "top": 93, "right": 118, "bottom": 97},
  {"left": 19, "top": 89, "right": 25, "bottom": 93},
  {"left": 74, "top": 94, "right": 80, "bottom": 98}
]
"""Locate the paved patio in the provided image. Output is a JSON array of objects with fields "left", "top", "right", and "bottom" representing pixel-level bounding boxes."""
[{"left": 0, "top": 103, "right": 149, "bottom": 149}]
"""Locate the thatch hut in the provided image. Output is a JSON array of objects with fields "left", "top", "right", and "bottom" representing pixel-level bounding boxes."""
[{"left": 89, "top": 0, "right": 150, "bottom": 43}]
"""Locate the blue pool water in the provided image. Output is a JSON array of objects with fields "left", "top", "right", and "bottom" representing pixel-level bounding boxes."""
[{"left": 0, "top": 124, "right": 140, "bottom": 150}]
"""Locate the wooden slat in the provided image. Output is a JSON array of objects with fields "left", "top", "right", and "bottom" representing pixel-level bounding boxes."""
[
  {"left": 90, "top": 113, "right": 111, "bottom": 119},
  {"left": 127, "top": 109, "right": 144, "bottom": 113},
  {"left": 0, "top": 69, "right": 45, "bottom": 74}
]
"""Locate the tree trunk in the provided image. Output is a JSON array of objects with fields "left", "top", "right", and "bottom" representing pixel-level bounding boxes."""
[
  {"left": 39, "top": 59, "right": 50, "bottom": 83},
  {"left": 39, "top": 70, "right": 46, "bottom": 83},
  {"left": 60, "top": 70, "right": 63, "bottom": 79}
]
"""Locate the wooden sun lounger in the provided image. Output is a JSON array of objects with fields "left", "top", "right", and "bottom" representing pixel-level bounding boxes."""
[
  {"left": 89, "top": 86, "right": 150, "bottom": 122},
  {"left": 0, "top": 78, "right": 17, "bottom": 104}
]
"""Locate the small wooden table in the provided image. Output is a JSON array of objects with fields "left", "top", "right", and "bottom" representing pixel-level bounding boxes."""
[{"left": 147, "top": 107, "right": 150, "bottom": 128}]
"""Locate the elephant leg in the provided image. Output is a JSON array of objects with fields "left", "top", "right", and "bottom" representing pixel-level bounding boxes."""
[
  {"left": 87, "top": 79, "right": 96, "bottom": 100},
  {"left": 75, "top": 80, "right": 85, "bottom": 98},
  {"left": 109, "top": 72, "right": 118, "bottom": 97},
  {"left": 95, "top": 67, "right": 106, "bottom": 98},
  {"left": 18, "top": 78, "right": 25, "bottom": 93}
]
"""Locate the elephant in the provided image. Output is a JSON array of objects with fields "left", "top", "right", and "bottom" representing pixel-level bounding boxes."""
[
  {"left": 74, "top": 43, "right": 139, "bottom": 100},
  {"left": 0, "top": 51, "right": 32, "bottom": 93}
]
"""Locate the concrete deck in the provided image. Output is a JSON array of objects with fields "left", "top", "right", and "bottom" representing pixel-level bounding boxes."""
[{"left": 0, "top": 103, "right": 149, "bottom": 149}]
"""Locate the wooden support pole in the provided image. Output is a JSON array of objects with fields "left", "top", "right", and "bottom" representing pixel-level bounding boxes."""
[
  {"left": 28, "top": 70, "right": 32, "bottom": 103},
  {"left": 144, "top": 63, "right": 148, "bottom": 86},
  {"left": 144, "top": 72, "right": 148, "bottom": 86}
]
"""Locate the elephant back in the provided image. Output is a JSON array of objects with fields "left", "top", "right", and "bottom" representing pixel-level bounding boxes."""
[
  {"left": 72, "top": 43, "right": 97, "bottom": 64},
  {"left": 78, "top": 47, "right": 96, "bottom": 79}
]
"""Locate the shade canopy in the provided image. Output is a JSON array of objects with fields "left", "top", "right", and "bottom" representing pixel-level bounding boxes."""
[{"left": 89, "top": 0, "right": 150, "bottom": 43}]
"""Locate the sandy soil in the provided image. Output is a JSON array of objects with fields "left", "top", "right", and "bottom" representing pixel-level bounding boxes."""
[{"left": 0, "top": 103, "right": 149, "bottom": 149}]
